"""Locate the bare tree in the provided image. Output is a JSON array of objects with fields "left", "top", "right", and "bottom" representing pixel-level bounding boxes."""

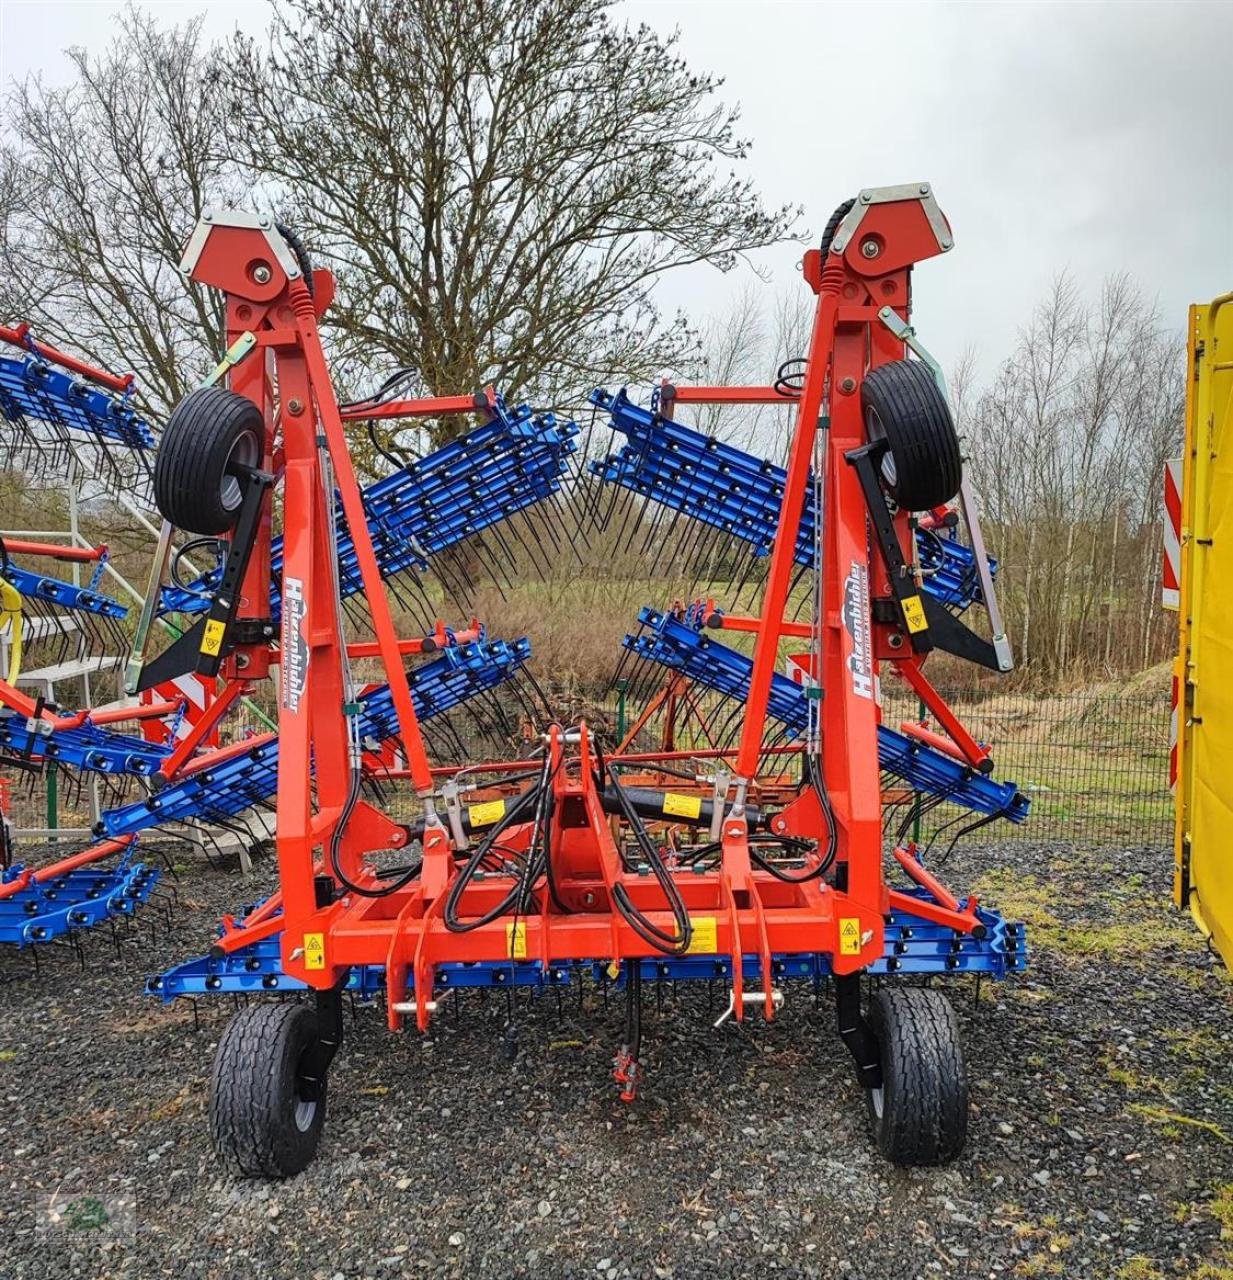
[
  {"left": 1, "top": 7, "right": 243, "bottom": 414},
  {"left": 965, "top": 272, "right": 1184, "bottom": 677},
  {"left": 225, "top": 0, "right": 799, "bottom": 437}
]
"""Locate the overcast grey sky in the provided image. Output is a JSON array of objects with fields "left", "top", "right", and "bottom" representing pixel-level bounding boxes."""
[{"left": 2, "top": 0, "right": 1230, "bottom": 380}]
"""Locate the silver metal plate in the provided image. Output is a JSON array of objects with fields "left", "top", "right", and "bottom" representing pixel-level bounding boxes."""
[
  {"left": 178, "top": 207, "right": 304, "bottom": 282},
  {"left": 830, "top": 182, "right": 952, "bottom": 255}
]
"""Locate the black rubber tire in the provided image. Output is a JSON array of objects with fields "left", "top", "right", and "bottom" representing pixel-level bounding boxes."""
[
  {"left": 865, "top": 987, "right": 968, "bottom": 1166},
  {"left": 153, "top": 386, "right": 263, "bottom": 535},
  {"left": 861, "top": 359, "right": 962, "bottom": 510},
  {"left": 209, "top": 1002, "right": 328, "bottom": 1178}
]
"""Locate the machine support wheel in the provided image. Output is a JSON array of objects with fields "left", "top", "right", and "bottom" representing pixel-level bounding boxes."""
[
  {"left": 864, "top": 987, "right": 968, "bottom": 1166},
  {"left": 209, "top": 999, "right": 338, "bottom": 1178},
  {"left": 153, "top": 386, "right": 264, "bottom": 535},
  {"left": 860, "top": 359, "right": 962, "bottom": 511}
]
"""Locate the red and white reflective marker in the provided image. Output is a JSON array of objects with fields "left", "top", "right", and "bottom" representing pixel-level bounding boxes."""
[
  {"left": 139, "top": 673, "right": 216, "bottom": 745},
  {"left": 1163, "top": 457, "right": 1182, "bottom": 610}
]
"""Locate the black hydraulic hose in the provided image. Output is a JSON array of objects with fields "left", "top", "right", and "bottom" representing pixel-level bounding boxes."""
[
  {"left": 328, "top": 763, "right": 424, "bottom": 899},
  {"left": 774, "top": 358, "right": 807, "bottom": 398},
  {"left": 367, "top": 421, "right": 408, "bottom": 471},
  {"left": 819, "top": 197, "right": 856, "bottom": 259},
  {"left": 605, "top": 763, "right": 693, "bottom": 955},
  {"left": 275, "top": 222, "right": 314, "bottom": 297},
  {"left": 685, "top": 831, "right": 835, "bottom": 883},
  {"left": 443, "top": 778, "right": 547, "bottom": 932},
  {"left": 170, "top": 536, "right": 226, "bottom": 589},
  {"left": 804, "top": 749, "right": 839, "bottom": 873},
  {"left": 340, "top": 367, "right": 422, "bottom": 413}
]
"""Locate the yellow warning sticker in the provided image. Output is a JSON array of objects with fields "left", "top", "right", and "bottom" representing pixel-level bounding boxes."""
[
  {"left": 606, "top": 959, "right": 621, "bottom": 979},
  {"left": 468, "top": 799, "right": 506, "bottom": 828},
  {"left": 304, "top": 932, "right": 325, "bottom": 970},
  {"left": 506, "top": 921, "right": 528, "bottom": 960},
  {"left": 199, "top": 618, "right": 227, "bottom": 656},
  {"left": 662, "top": 791, "right": 702, "bottom": 820},
  {"left": 901, "top": 594, "right": 928, "bottom": 634},
  {"left": 686, "top": 915, "right": 718, "bottom": 955},
  {"left": 839, "top": 917, "right": 862, "bottom": 956}
]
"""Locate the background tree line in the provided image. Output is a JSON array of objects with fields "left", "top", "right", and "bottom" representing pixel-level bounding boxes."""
[
  {"left": 0, "top": 0, "right": 795, "bottom": 448},
  {"left": 0, "top": 1, "right": 1182, "bottom": 688}
]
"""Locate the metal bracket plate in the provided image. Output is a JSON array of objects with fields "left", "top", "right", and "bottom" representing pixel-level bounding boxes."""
[
  {"left": 179, "top": 208, "right": 303, "bottom": 284},
  {"left": 831, "top": 183, "right": 953, "bottom": 256}
]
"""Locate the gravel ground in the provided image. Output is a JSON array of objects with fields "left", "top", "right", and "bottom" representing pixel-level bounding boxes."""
[{"left": 1, "top": 838, "right": 1231, "bottom": 1280}]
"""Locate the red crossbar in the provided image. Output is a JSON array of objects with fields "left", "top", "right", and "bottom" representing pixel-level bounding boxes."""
[
  {"left": 0, "top": 539, "right": 106, "bottom": 562},
  {"left": 0, "top": 324, "right": 135, "bottom": 393}
]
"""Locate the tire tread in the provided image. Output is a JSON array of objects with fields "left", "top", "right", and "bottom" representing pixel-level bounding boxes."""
[
  {"left": 208, "top": 1002, "right": 324, "bottom": 1178},
  {"left": 153, "top": 386, "right": 263, "bottom": 535},
  {"left": 861, "top": 360, "right": 962, "bottom": 510},
  {"left": 869, "top": 987, "right": 967, "bottom": 1166}
]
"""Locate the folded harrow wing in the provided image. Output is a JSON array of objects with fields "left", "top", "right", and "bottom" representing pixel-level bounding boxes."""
[
  {"left": 618, "top": 604, "right": 1029, "bottom": 826},
  {"left": 0, "top": 324, "right": 155, "bottom": 494},
  {"left": 135, "top": 191, "right": 1028, "bottom": 1179},
  {"left": 588, "top": 387, "right": 997, "bottom": 615},
  {"left": 98, "top": 636, "right": 534, "bottom": 840},
  {"left": 155, "top": 400, "right": 578, "bottom": 626},
  {"left": 0, "top": 630, "right": 533, "bottom": 948},
  {"left": 0, "top": 539, "right": 130, "bottom": 686}
]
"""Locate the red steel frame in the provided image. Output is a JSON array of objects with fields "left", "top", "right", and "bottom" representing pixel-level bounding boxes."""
[{"left": 174, "top": 192, "right": 981, "bottom": 1034}]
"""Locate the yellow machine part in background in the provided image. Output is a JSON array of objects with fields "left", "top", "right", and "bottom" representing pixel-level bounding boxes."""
[
  {"left": 1175, "top": 293, "right": 1233, "bottom": 965},
  {"left": 0, "top": 579, "right": 21, "bottom": 684}
]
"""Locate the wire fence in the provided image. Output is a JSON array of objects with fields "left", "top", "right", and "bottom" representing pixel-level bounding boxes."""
[
  {"left": 601, "top": 678, "right": 1173, "bottom": 849},
  {"left": 876, "top": 683, "right": 1173, "bottom": 848},
  {"left": 3, "top": 677, "right": 1173, "bottom": 851}
]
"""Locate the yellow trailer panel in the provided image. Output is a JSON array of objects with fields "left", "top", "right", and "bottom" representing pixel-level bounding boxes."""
[{"left": 1175, "top": 292, "right": 1233, "bottom": 964}]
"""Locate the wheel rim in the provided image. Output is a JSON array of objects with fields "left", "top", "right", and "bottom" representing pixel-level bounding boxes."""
[
  {"left": 292, "top": 1041, "right": 321, "bottom": 1134},
  {"left": 220, "top": 429, "right": 260, "bottom": 515},
  {"left": 293, "top": 1096, "right": 317, "bottom": 1133}
]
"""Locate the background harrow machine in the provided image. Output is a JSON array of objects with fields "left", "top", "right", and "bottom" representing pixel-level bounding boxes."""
[
  {"left": 0, "top": 296, "right": 561, "bottom": 951},
  {"left": 0, "top": 323, "right": 155, "bottom": 493},
  {"left": 121, "top": 186, "right": 1034, "bottom": 1179}
]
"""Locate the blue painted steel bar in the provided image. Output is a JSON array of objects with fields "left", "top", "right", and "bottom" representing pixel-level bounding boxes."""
[
  {"left": 627, "top": 605, "right": 1028, "bottom": 821},
  {"left": 590, "top": 388, "right": 991, "bottom": 611},
  {"left": 0, "top": 352, "right": 155, "bottom": 451},
  {"left": 2, "top": 561, "right": 128, "bottom": 619},
  {"left": 0, "top": 859, "right": 160, "bottom": 947},
  {"left": 97, "top": 637, "right": 533, "bottom": 838},
  {"left": 0, "top": 713, "right": 171, "bottom": 776},
  {"left": 147, "top": 887, "right": 1025, "bottom": 1001},
  {"left": 160, "top": 399, "right": 578, "bottom": 616}
]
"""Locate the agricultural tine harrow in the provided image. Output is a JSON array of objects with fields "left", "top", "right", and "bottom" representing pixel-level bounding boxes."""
[
  {"left": 587, "top": 387, "right": 993, "bottom": 614},
  {"left": 150, "top": 884, "right": 1025, "bottom": 1001},
  {"left": 0, "top": 712, "right": 170, "bottom": 778},
  {"left": 0, "top": 324, "right": 154, "bottom": 496},
  {"left": 1, "top": 539, "right": 130, "bottom": 680},
  {"left": 96, "top": 190, "right": 1029, "bottom": 1176},
  {"left": 0, "top": 623, "right": 530, "bottom": 949},
  {"left": 0, "top": 833, "right": 160, "bottom": 949},
  {"left": 97, "top": 636, "right": 533, "bottom": 840}
]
